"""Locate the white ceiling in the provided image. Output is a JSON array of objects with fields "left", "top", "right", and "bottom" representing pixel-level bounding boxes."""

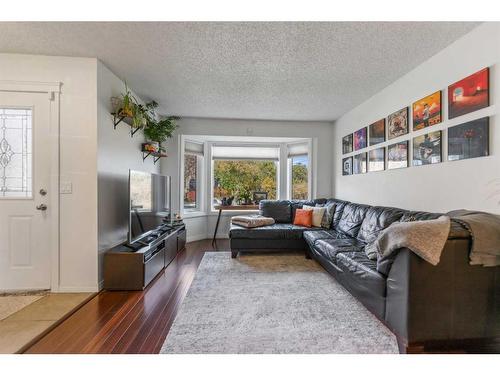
[{"left": 0, "top": 22, "right": 479, "bottom": 121}]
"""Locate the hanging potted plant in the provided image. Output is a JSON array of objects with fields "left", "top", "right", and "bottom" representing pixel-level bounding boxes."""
[
  {"left": 110, "top": 82, "right": 136, "bottom": 118},
  {"left": 143, "top": 101, "right": 179, "bottom": 155}
]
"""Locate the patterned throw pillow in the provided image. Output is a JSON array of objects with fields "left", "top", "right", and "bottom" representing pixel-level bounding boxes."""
[{"left": 317, "top": 203, "right": 336, "bottom": 229}]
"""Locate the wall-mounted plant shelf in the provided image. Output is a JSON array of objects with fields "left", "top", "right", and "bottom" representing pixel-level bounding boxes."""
[
  {"left": 142, "top": 151, "right": 166, "bottom": 164},
  {"left": 111, "top": 113, "right": 142, "bottom": 137}
]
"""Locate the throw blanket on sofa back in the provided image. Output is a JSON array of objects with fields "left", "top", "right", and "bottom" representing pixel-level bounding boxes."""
[
  {"left": 365, "top": 215, "right": 451, "bottom": 269},
  {"left": 448, "top": 210, "right": 500, "bottom": 267}
]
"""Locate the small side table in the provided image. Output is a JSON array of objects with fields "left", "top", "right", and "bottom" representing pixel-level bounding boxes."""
[{"left": 212, "top": 204, "right": 259, "bottom": 248}]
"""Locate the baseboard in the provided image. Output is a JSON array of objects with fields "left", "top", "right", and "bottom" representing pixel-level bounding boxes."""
[
  {"left": 187, "top": 233, "right": 209, "bottom": 243},
  {"left": 53, "top": 285, "right": 100, "bottom": 293}
]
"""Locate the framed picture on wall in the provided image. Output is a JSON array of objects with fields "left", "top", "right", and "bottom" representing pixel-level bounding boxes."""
[
  {"left": 412, "top": 130, "right": 442, "bottom": 166},
  {"left": 369, "top": 119, "right": 386, "bottom": 146},
  {"left": 368, "top": 147, "right": 385, "bottom": 172},
  {"left": 342, "top": 134, "right": 353, "bottom": 154},
  {"left": 342, "top": 157, "right": 353, "bottom": 176},
  {"left": 412, "top": 91, "right": 442, "bottom": 130},
  {"left": 448, "top": 117, "right": 489, "bottom": 161},
  {"left": 353, "top": 127, "right": 367, "bottom": 151},
  {"left": 448, "top": 68, "right": 489, "bottom": 119},
  {"left": 387, "top": 107, "right": 409, "bottom": 140},
  {"left": 387, "top": 141, "right": 409, "bottom": 169},
  {"left": 353, "top": 152, "right": 367, "bottom": 174}
]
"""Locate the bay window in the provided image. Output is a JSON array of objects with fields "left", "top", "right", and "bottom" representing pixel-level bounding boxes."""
[{"left": 180, "top": 136, "right": 313, "bottom": 215}]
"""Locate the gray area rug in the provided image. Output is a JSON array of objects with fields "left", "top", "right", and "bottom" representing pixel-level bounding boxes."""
[{"left": 161, "top": 252, "right": 398, "bottom": 354}]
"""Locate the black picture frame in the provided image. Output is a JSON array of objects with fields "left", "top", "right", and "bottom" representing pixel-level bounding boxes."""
[
  {"left": 342, "top": 134, "right": 353, "bottom": 154},
  {"left": 342, "top": 156, "right": 353, "bottom": 176},
  {"left": 448, "top": 117, "right": 489, "bottom": 161},
  {"left": 412, "top": 130, "right": 442, "bottom": 166}
]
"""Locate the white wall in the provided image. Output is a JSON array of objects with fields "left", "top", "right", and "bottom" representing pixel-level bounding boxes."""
[
  {"left": 161, "top": 117, "right": 334, "bottom": 240},
  {"left": 97, "top": 62, "right": 159, "bottom": 285},
  {"left": 0, "top": 54, "right": 99, "bottom": 291},
  {"left": 333, "top": 23, "right": 500, "bottom": 214}
]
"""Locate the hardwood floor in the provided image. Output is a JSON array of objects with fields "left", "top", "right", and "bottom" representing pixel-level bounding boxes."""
[
  {"left": 23, "top": 238, "right": 498, "bottom": 354},
  {"left": 24, "top": 239, "right": 229, "bottom": 354}
]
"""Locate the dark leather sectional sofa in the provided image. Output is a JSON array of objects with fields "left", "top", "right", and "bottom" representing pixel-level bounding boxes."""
[{"left": 229, "top": 198, "right": 500, "bottom": 353}]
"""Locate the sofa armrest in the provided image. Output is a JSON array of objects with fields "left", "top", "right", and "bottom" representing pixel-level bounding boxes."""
[{"left": 385, "top": 238, "right": 500, "bottom": 345}]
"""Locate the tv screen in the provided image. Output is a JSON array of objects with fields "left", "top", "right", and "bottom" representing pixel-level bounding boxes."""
[{"left": 128, "top": 170, "right": 171, "bottom": 244}]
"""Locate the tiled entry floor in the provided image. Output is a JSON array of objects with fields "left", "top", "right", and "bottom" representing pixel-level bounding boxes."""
[{"left": 0, "top": 293, "right": 93, "bottom": 353}]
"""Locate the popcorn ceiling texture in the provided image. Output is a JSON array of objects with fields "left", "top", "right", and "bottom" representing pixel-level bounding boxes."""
[{"left": 0, "top": 22, "right": 479, "bottom": 121}]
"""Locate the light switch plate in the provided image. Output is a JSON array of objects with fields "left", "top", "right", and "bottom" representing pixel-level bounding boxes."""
[{"left": 60, "top": 181, "right": 72, "bottom": 194}]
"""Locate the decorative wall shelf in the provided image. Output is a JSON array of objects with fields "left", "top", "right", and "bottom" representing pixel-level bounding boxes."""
[
  {"left": 111, "top": 113, "right": 142, "bottom": 137},
  {"left": 142, "top": 151, "right": 166, "bottom": 164}
]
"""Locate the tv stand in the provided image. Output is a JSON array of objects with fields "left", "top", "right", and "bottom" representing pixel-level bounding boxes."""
[{"left": 103, "top": 224, "right": 186, "bottom": 290}]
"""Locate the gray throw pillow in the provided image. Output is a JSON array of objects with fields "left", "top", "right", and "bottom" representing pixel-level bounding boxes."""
[{"left": 316, "top": 202, "right": 335, "bottom": 229}]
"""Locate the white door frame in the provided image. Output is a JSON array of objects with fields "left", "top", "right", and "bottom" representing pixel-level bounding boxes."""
[{"left": 0, "top": 80, "right": 61, "bottom": 292}]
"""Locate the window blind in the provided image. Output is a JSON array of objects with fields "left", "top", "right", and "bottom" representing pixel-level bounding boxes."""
[
  {"left": 212, "top": 145, "right": 279, "bottom": 161},
  {"left": 184, "top": 140, "right": 204, "bottom": 156},
  {"left": 287, "top": 142, "right": 309, "bottom": 157}
]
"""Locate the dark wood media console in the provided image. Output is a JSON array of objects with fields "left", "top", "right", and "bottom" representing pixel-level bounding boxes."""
[{"left": 104, "top": 224, "right": 186, "bottom": 290}]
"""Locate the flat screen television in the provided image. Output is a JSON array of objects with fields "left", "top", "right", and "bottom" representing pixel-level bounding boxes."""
[{"left": 128, "top": 170, "right": 172, "bottom": 244}]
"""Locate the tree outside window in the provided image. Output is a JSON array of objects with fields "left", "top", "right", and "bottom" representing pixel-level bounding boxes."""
[{"left": 213, "top": 160, "right": 277, "bottom": 205}]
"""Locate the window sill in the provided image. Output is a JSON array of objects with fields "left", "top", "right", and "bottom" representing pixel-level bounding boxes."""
[
  {"left": 208, "top": 210, "right": 259, "bottom": 216},
  {"left": 182, "top": 211, "right": 208, "bottom": 219}
]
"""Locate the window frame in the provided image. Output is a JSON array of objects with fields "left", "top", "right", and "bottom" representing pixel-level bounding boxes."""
[
  {"left": 180, "top": 137, "right": 206, "bottom": 217},
  {"left": 286, "top": 139, "right": 313, "bottom": 201},
  {"left": 180, "top": 136, "right": 314, "bottom": 217},
  {"left": 209, "top": 141, "right": 281, "bottom": 212}
]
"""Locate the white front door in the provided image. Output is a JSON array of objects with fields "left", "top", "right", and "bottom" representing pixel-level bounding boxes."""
[{"left": 0, "top": 91, "right": 52, "bottom": 291}]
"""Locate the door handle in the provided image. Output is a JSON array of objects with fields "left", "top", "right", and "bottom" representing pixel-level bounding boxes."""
[{"left": 36, "top": 204, "right": 48, "bottom": 211}]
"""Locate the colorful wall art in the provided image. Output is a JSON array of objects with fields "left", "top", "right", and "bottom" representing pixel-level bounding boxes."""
[
  {"left": 353, "top": 127, "right": 367, "bottom": 151},
  {"left": 353, "top": 152, "right": 367, "bottom": 174},
  {"left": 342, "top": 134, "right": 353, "bottom": 154},
  {"left": 369, "top": 119, "right": 385, "bottom": 146},
  {"left": 413, "top": 91, "right": 442, "bottom": 130},
  {"left": 413, "top": 130, "right": 442, "bottom": 166},
  {"left": 448, "top": 68, "right": 489, "bottom": 119},
  {"left": 387, "top": 107, "right": 408, "bottom": 140},
  {"left": 368, "top": 147, "right": 385, "bottom": 172},
  {"left": 387, "top": 141, "right": 408, "bottom": 170},
  {"left": 448, "top": 117, "right": 489, "bottom": 161}
]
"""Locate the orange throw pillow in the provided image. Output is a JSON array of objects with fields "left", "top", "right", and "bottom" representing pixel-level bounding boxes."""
[{"left": 293, "top": 209, "right": 313, "bottom": 228}]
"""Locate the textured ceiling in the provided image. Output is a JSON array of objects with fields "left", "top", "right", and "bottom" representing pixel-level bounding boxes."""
[{"left": 0, "top": 22, "right": 479, "bottom": 121}]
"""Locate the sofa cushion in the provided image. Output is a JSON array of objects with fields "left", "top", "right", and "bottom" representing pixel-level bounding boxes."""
[
  {"left": 259, "top": 200, "right": 292, "bottom": 223},
  {"left": 336, "top": 203, "right": 371, "bottom": 237},
  {"left": 357, "top": 206, "right": 406, "bottom": 243},
  {"left": 328, "top": 199, "right": 349, "bottom": 229},
  {"left": 290, "top": 200, "right": 315, "bottom": 221},
  {"left": 229, "top": 223, "right": 322, "bottom": 240},
  {"left": 312, "top": 238, "right": 365, "bottom": 263},
  {"left": 335, "top": 251, "right": 387, "bottom": 310},
  {"left": 303, "top": 229, "right": 351, "bottom": 247},
  {"left": 400, "top": 210, "right": 441, "bottom": 222}
]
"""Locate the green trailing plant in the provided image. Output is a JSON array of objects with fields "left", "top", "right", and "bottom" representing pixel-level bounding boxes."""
[
  {"left": 142, "top": 101, "right": 179, "bottom": 147},
  {"left": 119, "top": 82, "right": 135, "bottom": 118}
]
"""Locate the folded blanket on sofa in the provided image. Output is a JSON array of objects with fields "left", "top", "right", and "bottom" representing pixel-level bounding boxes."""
[
  {"left": 365, "top": 215, "right": 451, "bottom": 268},
  {"left": 447, "top": 210, "right": 500, "bottom": 267},
  {"left": 231, "top": 215, "right": 275, "bottom": 228}
]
